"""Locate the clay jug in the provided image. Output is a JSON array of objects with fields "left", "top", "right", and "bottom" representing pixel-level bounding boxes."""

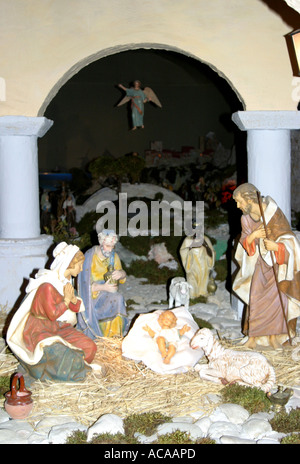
[{"left": 4, "top": 373, "right": 33, "bottom": 419}]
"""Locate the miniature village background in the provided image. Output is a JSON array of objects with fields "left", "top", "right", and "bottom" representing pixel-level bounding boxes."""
[{"left": 36, "top": 50, "right": 300, "bottom": 280}]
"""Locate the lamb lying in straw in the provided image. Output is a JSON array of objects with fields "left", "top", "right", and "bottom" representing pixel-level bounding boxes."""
[{"left": 191, "top": 328, "right": 276, "bottom": 393}]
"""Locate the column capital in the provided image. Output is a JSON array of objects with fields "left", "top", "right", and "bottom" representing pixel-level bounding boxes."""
[
  {"left": 232, "top": 110, "right": 300, "bottom": 131},
  {"left": 0, "top": 115, "right": 53, "bottom": 137}
]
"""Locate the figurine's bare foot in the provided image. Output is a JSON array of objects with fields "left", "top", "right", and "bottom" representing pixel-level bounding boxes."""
[
  {"left": 243, "top": 337, "right": 257, "bottom": 349},
  {"left": 269, "top": 335, "right": 283, "bottom": 350},
  {"left": 131, "top": 127, "right": 137, "bottom": 131},
  {"left": 141, "top": 125, "right": 144, "bottom": 129},
  {"left": 163, "top": 356, "right": 172, "bottom": 364}
]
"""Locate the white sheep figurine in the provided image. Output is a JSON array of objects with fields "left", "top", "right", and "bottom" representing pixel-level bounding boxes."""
[
  {"left": 169, "top": 277, "right": 192, "bottom": 310},
  {"left": 190, "top": 328, "right": 276, "bottom": 393}
]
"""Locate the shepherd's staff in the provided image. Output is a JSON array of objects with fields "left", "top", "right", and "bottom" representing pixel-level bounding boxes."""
[{"left": 256, "top": 191, "right": 292, "bottom": 346}]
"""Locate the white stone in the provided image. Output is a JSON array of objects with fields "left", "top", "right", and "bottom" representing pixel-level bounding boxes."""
[
  {"left": 208, "top": 408, "right": 231, "bottom": 423},
  {"left": 0, "top": 428, "right": 28, "bottom": 444},
  {"left": 249, "top": 411, "right": 274, "bottom": 421},
  {"left": 48, "top": 421, "right": 87, "bottom": 444},
  {"left": 134, "top": 432, "right": 158, "bottom": 444},
  {"left": 35, "top": 415, "right": 79, "bottom": 433},
  {"left": 219, "top": 435, "right": 256, "bottom": 445},
  {"left": 208, "top": 316, "right": 238, "bottom": 328},
  {"left": 204, "top": 393, "right": 222, "bottom": 404},
  {"left": 27, "top": 433, "right": 49, "bottom": 444},
  {"left": 194, "top": 416, "right": 212, "bottom": 435},
  {"left": 87, "top": 414, "right": 124, "bottom": 442},
  {"left": 241, "top": 418, "right": 273, "bottom": 439},
  {"left": 256, "top": 438, "right": 280, "bottom": 444},
  {"left": 190, "top": 303, "right": 219, "bottom": 317},
  {"left": 171, "top": 416, "right": 194, "bottom": 423},
  {"left": 0, "top": 408, "right": 10, "bottom": 423},
  {"left": 0, "top": 419, "right": 34, "bottom": 434},
  {"left": 218, "top": 403, "right": 250, "bottom": 425},
  {"left": 208, "top": 421, "right": 242, "bottom": 440}
]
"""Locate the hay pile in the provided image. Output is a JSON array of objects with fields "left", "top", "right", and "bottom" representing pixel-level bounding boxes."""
[
  {"left": 1, "top": 337, "right": 299, "bottom": 427},
  {"left": 24, "top": 337, "right": 300, "bottom": 426},
  {"left": 0, "top": 350, "right": 19, "bottom": 377},
  {"left": 25, "top": 337, "right": 221, "bottom": 426}
]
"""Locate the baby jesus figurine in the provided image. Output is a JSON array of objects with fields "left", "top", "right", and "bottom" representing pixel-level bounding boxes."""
[{"left": 143, "top": 310, "right": 191, "bottom": 364}]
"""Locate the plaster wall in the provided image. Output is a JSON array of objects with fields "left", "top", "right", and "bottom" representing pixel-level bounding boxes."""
[{"left": 0, "top": 0, "right": 299, "bottom": 117}]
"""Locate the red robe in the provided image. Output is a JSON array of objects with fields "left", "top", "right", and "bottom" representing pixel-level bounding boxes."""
[{"left": 23, "top": 282, "right": 96, "bottom": 364}]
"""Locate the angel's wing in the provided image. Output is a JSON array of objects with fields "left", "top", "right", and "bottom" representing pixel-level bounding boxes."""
[
  {"left": 117, "top": 96, "right": 131, "bottom": 107},
  {"left": 144, "top": 87, "right": 162, "bottom": 108}
]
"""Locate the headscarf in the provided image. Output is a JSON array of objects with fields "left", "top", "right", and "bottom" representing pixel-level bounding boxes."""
[
  {"left": 26, "top": 242, "right": 80, "bottom": 294},
  {"left": 50, "top": 242, "right": 80, "bottom": 281}
]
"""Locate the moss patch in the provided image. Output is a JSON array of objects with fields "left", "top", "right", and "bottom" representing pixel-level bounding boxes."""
[
  {"left": 270, "top": 407, "right": 300, "bottom": 434},
  {"left": 220, "top": 384, "right": 272, "bottom": 415},
  {"left": 0, "top": 376, "right": 10, "bottom": 397}
]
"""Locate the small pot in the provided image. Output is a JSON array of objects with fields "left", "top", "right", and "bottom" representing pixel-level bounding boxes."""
[{"left": 4, "top": 373, "right": 33, "bottom": 420}]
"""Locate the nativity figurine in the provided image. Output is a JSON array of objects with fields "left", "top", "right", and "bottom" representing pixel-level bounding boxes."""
[
  {"left": 77, "top": 229, "right": 128, "bottom": 339},
  {"left": 6, "top": 242, "right": 101, "bottom": 382},
  {"left": 117, "top": 80, "right": 162, "bottom": 130},
  {"left": 232, "top": 183, "right": 300, "bottom": 349},
  {"left": 122, "top": 307, "right": 204, "bottom": 374},
  {"left": 143, "top": 310, "right": 191, "bottom": 364},
  {"left": 180, "top": 233, "right": 216, "bottom": 298},
  {"left": 191, "top": 328, "right": 276, "bottom": 392}
]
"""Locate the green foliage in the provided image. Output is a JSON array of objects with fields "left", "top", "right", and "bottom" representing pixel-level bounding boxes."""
[
  {"left": 89, "top": 155, "right": 116, "bottom": 180},
  {"left": 192, "top": 316, "right": 213, "bottom": 330},
  {"left": 154, "top": 430, "right": 194, "bottom": 444},
  {"left": 270, "top": 407, "right": 300, "bottom": 434},
  {"left": 123, "top": 258, "right": 184, "bottom": 285},
  {"left": 76, "top": 211, "right": 99, "bottom": 237},
  {"left": 124, "top": 412, "right": 171, "bottom": 438},
  {"left": 65, "top": 430, "right": 88, "bottom": 444},
  {"left": 220, "top": 384, "right": 272, "bottom": 415},
  {"left": 154, "top": 431, "right": 216, "bottom": 444},
  {"left": 89, "top": 153, "right": 145, "bottom": 184},
  {"left": 46, "top": 217, "right": 92, "bottom": 250},
  {"left": 0, "top": 376, "right": 10, "bottom": 397},
  {"left": 280, "top": 433, "right": 300, "bottom": 444},
  {"left": 214, "top": 259, "right": 228, "bottom": 282}
]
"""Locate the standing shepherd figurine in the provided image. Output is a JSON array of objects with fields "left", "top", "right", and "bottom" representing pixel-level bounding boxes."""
[{"left": 232, "top": 183, "right": 300, "bottom": 349}]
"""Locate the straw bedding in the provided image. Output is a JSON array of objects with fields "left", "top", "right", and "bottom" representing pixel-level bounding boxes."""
[{"left": 1, "top": 336, "right": 298, "bottom": 427}]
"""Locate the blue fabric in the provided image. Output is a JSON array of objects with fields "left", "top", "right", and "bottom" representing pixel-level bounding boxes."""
[
  {"left": 77, "top": 247, "right": 128, "bottom": 339},
  {"left": 18, "top": 343, "right": 89, "bottom": 383},
  {"left": 126, "top": 88, "right": 146, "bottom": 127}
]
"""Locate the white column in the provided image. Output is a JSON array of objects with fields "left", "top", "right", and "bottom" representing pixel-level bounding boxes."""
[
  {"left": 0, "top": 116, "right": 53, "bottom": 238},
  {"left": 0, "top": 116, "right": 54, "bottom": 310},
  {"left": 232, "top": 111, "right": 300, "bottom": 224}
]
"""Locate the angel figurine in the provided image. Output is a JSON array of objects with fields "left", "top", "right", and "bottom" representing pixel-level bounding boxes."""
[{"left": 117, "top": 80, "right": 162, "bottom": 130}]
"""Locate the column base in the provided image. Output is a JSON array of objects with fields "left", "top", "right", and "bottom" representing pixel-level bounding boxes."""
[{"left": 0, "top": 235, "right": 53, "bottom": 311}]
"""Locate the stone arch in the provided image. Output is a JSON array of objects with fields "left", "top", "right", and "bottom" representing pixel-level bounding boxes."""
[{"left": 37, "top": 43, "right": 246, "bottom": 117}]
